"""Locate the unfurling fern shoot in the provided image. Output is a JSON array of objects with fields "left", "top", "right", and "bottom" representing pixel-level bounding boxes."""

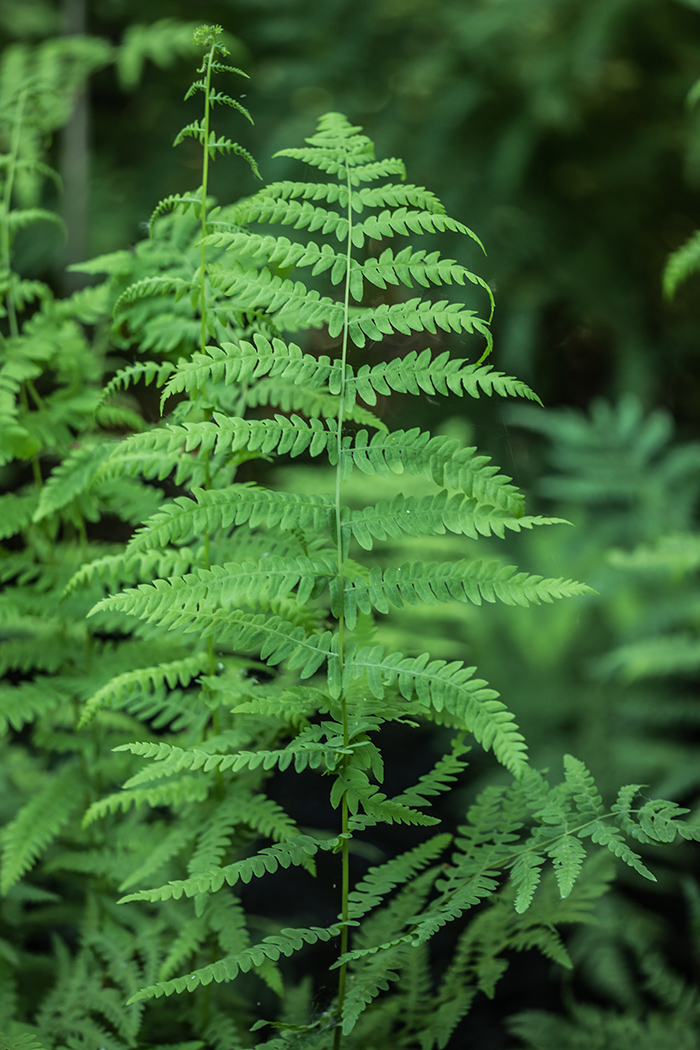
[{"left": 85, "top": 58, "right": 700, "bottom": 1050}]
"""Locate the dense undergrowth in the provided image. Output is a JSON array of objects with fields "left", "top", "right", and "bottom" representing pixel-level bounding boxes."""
[{"left": 0, "top": 22, "right": 698, "bottom": 1050}]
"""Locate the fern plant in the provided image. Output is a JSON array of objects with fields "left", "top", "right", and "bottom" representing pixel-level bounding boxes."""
[
  {"left": 0, "top": 28, "right": 262, "bottom": 1049},
  {"left": 0, "top": 72, "right": 162, "bottom": 1050},
  {"left": 67, "top": 28, "right": 700, "bottom": 1048}
]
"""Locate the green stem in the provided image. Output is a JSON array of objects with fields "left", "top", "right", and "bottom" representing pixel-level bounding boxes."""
[
  {"left": 198, "top": 40, "right": 217, "bottom": 686},
  {"left": 199, "top": 43, "right": 214, "bottom": 355},
  {"left": 332, "top": 148, "right": 354, "bottom": 1050}
]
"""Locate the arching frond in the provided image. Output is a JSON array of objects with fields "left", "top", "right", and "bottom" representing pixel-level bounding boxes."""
[
  {"left": 79, "top": 653, "right": 210, "bottom": 727},
  {"left": 126, "top": 922, "right": 342, "bottom": 1002},
  {"left": 99, "top": 360, "right": 175, "bottom": 406},
  {"left": 342, "top": 646, "right": 528, "bottom": 776}
]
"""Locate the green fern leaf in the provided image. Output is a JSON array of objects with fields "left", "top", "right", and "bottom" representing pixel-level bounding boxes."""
[
  {"left": 663, "top": 228, "right": 700, "bottom": 299},
  {"left": 160, "top": 335, "right": 336, "bottom": 408},
  {"left": 79, "top": 653, "right": 210, "bottom": 727},
  {"left": 563, "top": 754, "right": 605, "bottom": 822},
  {"left": 83, "top": 776, "right": 209, "bottom": 828},
  {"left": 548, "top": 835, "right": 587, "bottom": 900},
  {"left": 120, "top": 836, "right": 341, "bottom": 904},
  {"left": 32, "top": 441, "right": 113, "bottom": 523},
  {"left": 125, "top": 484, "right": 334, "bottom": 552},
  {"left": 113, "top": 275, "right": 192, "bottom": 318},
  {"left": 348, "top": 350, "right": 539, "bottom": 407},
  {"left": 99, "top": 360, "right": 175, "bottom": 407},
  {"left": 339, "top": 428, "right": 525, "bottom": 514},
  {"left": 341, "top": 559, "right": 593, "bottom": 629},
  {"left": 511, "top": 852, "right": 545, "bottom": 913},
  {"left": 346, "top": 492, "right": 564, "bottom": 547},
  {"left": 343, "top": 646, "right": 528, "bottom": 776},
  {"left": 347, "top": 834, "right": 451, "bottom": 921},
  {"left": 127, "top": 923, "right": 342, "bottom": 1002},
  {"left": 1, "top": 764, "right": 85, "bottom": 893}
]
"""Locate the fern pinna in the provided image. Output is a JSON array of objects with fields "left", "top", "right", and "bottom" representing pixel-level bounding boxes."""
[{"left": 79, "top": 54, "right": 699, "bottom": 1050}]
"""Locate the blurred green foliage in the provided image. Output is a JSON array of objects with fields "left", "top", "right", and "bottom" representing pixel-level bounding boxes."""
[{"left": 3, "top": 0, "right": 700, "bottom": 415}]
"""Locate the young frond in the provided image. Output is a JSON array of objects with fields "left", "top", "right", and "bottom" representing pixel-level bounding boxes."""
[{"left": 148, "top": 192, "right": 203, "bottom": 234}]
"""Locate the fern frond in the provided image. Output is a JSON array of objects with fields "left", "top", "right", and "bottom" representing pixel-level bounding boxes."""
[
  {"left": 113, "top": 275, "right": 192, "bottom": 318},
  {"left": 126, "top": 484, "right": 334, "bottom": 552},
  {"left": 563, "top": 754, "right": 606, "bottom": 823},
  {"left": 117, "top": 825, "right": 194, "bottom": 892},
  {"left": 160, "top": 335, "right": 336, "bottom": 408},
  {"left": 347, "top": 350, "right": 539, "bottom": 407},
  {"left": 341, "top": 559, "right": 593, "bottom": 629},
  {"left": 83, "top": 776, "right": 210, "bottom": 828},
  {"left": 115, "top": 726, "right": 344, "bottom": 785},
  {"left": 339, "top": 428, "right": 525, "bottom": 515},
  {"left": 93, "top": 415, "right": 334, "bottom": 486},
  {"left": 580, "top": 820, "right": 656, "bottom": 883},
  {"left": 343, "top": 646, "right": 528, "bottom": 776},
  {"left": 147, "top": 191, "right": 202, "bottom": 233},
  {"left": 347, "top": 492, "right": 564, "bottom": 547},
  {"left": 120, "top": 836, "right": 341, "bottom": 904},
  {"left": 0, "top": 1030, "right": 50, "bottom": 1050},
  {"left": 89, "top": 585, "right": 336, "bottom": 678},
  {"left": 0, "top": 490, "right": 38, "bottom": 540},
  {"left": 510, "top": 852, "right": 545, "bottom": 914},
  {"left": 79, "top": 653, "right": 210, "bottom": 727},
  {"left": 63, "top": 545, "right": 197, "bottom": 598},
  {"left": 127, "top": 923, "right": 342, "bottom": 1002},
  {"left": 1, "top": 764, "right": 85, "bottom": 893},
  {"left": 347, "top": 834, "right": 451, "bottom": 921},
  {"left": 0, "top": 678, "right": 66, "bottom": 735},
  {"left": 99, "top": 360, "right": 175, "bottom": 406},
  {"left": 548, "top": 835, "right": 587, "bottom": 901},
  {"left": 663, "top": 228, "right": 700, "bottom": 299},
  {"left": 32, "top": 442, "right": 113, "bottom": 523}
]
